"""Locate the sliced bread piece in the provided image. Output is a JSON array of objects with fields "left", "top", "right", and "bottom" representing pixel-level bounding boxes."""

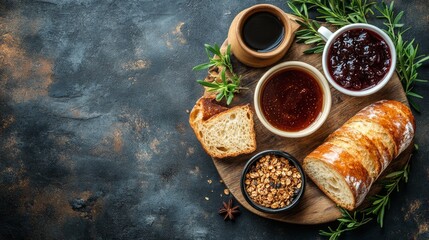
[
  {"left": 189, "top": 97, "right": 257, "bottom": 158},
  {"left": 342, "top": 120, "right": 393, "bottom": 170},
  {"left": 304, "top": 142, "right": 372, "bottom": 210},
  {"left": 327, "top": 126, "right": 382, "bottom": 179},
  {"left": 373, "top": 100, "right": 416, "bottom": 155}
]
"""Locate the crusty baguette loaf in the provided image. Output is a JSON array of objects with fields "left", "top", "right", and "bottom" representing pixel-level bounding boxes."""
[
  {"left": 327, "top": 126, "right": 382, "bottom": 179},
  {"left": 303, "top": 100, "right": 415, "bottom": 210},
  {"left": 189, "top": 97, "right": 257, "bottom": 158}
]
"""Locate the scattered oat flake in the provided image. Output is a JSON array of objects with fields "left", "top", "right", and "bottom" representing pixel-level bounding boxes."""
[
  {"left": 186, "top": 109, "right": 190, "bottom": 113},
  {"left": 207, "top": 179, "right": 212, "bottom": 184},
  {"left": 205, "top": 197, "right": 209, "bottom": 201},
  {"left": 224, "top": 189, "right": 230, "bottom": 195},
  {"left": 220, "top": 180, "right": 224, "bottom": 183}
]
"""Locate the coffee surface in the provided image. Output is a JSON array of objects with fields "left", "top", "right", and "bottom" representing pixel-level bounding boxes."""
[{"left": 242, "top": 12, "right": 284, "bottom": 52}]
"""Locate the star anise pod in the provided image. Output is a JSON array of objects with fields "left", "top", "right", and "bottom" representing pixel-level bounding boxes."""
[{"left": 218, "top": 198, "right": 240, "bottom": 221}]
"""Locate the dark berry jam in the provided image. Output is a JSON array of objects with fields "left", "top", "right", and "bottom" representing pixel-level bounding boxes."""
[
  {"left": 261, "top": 69, "right": 323, "bottom": 131},
  {"left": 327, "top": 28, "right": 391, "bottom": 91}
]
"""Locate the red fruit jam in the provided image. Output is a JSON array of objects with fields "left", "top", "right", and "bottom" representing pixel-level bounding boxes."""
[
  {"left": 261, "top": 69, "right": 323, "bottom": 131},
  {"left": 327, "top": 28, "right": 391, "bottom": 91}
]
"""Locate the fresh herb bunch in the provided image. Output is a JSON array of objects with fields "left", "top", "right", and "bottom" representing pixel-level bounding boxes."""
[
  {"left": 193, "top": 44, "right": 234, "bottom": 73},
  {"left": 196, "top": 68, "right": 240, "bottom": 105},
  {"left": 375, "top": 2, "right": 429, "bottom": 112},
  {"left": 290, "top": 0, "right": 374, "bottom": 26},
  {"left": 362, "top": 158, "right": 411, "bottom": 227},
  {"left": 287, "top": 2, "right": 325, "bottom": 54},
  {"left": 319, "top": 208, "right": 372, "bottom": 240},
  {"left": 320, "top": 160, "right": 410, "bottom": 239},
  {"left": 287, "top": 0, "right": 374, "bottom": 54},
  {"left": 193, "top": 44, "right": 242, "bottom": 105},
  {"left": 287, "top": 0, "right": 428, "bottom": 111}
]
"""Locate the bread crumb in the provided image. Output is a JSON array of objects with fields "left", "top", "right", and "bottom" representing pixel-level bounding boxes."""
[
  {"left": 224, "top": 189, "right": 230, "bottom": 195},
  {"left": 205, "top": 197, "right": 209, "bottom": 201},
  {"left": 207, "top": 179, "right": 212, "bottom": 184},
  {"left": 186, "top": 109, "right": 190, "bottom": 114}
]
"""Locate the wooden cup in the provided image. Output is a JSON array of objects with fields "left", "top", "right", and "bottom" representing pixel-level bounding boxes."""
[{"left": 227, "top": 4, "right": 295, "bottom": 68}]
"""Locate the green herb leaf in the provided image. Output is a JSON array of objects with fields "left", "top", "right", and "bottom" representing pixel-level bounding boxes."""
[
  {"left": 193, "top": 62, "right": 215, "bottom": 71},
  {"left": 194, "top": 43, "right": 242, "bottom": 105},
  {"left": 216, "top": 91, "right": 224, "bottom": 101},
  {"left": 196, "top": 80, "right": 218, "bottom": 88},
  {"left": 227, "top": 92, "right": 234, "bottom": 105},
  {"left": 347, "top": 223, "right": 356, "bottom": 228},
  {"left": 319, "top": 207, "right": 372, "bottom": 240},
  {"left": 221, "top": 69, "right": 227, "bottom": 85},
  {"left": 407, "top": 92, "right": 423, "bottom": 99},
  {"left": 385, "top": 171, "right": 404, "bottom": 178}
]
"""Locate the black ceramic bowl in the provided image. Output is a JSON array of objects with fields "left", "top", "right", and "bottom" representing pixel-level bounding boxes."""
[{"left": 241, "top": 150, "right": 306, "bottom": 213}]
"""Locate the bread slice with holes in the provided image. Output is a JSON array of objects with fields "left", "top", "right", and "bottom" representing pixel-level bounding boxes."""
[
  {"left": 304, "top": 142, "right": 373, "bottom": 210},
  {"left": 303, "top": 100, "right": 415, "bottom": 210},
  {"left": 189, "top": 97, "right": 257, "bottom": 158}
]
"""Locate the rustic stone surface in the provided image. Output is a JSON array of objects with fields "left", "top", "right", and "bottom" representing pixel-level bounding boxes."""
[{"left": 0, "top": 0, "right": 428, "bottom": 239}]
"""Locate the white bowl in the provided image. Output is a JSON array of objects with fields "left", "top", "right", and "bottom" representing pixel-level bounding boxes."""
[
  {"left": 254, "top": 61, "right": 332, "bottom": 138},
  {"left": 319, "top": 23, "right": 397, "bottom": 96}
]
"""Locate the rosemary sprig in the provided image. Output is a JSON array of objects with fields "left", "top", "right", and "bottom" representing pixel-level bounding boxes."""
[
  {"left": 319, "top": 208, "right": 372, "bottom": 240},
  {"left": 346, "top": 0, "right": 376, "bottom": 23},
  {"left": 288, "top": 0, "right": 374, "bottom": 54},
  {"left": 193, "top": 43, "right": 234, "bottom": 73},
  {"left": 196, "top": 68, "right": 241, "bottom": 105},
  {"left": 362, "top": 159, "right": 411, "bottom": 227},
  {"left": 193, "top": 43, "right": 242, "bottom": 105},
  {"left": 320, "top": 159, "right": 411, "bottom": 238},
  {"left": 291, "top": 0, "right": 374, "bottom": 26},
  {"left": 375, "top": 1, "right": 429, "bottom": 112},
  {"left": 287, "top": 1, "right": 325, "bottom": 54}
]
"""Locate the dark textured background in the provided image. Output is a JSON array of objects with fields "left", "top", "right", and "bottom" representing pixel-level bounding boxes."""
[{"left": 0, "top": 0, "right": 428, "bottom": 239}]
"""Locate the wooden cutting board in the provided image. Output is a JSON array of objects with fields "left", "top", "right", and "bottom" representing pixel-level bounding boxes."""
[{"left": 209, "top": 14, "right": 413, "bottom": 224}]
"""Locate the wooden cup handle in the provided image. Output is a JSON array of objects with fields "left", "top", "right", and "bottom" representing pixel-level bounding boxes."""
[{"left": 284, "top": 13, "right": 302, "bottom": 34}]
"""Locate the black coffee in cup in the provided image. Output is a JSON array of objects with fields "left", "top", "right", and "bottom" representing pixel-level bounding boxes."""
[{"left": 241, "top": 12, "right": 285, "bottom": 52}]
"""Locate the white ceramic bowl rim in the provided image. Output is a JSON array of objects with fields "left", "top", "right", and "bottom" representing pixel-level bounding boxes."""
[
  {"left": 254, "top": 61, "right": 332, "bottom": 138},
  {"left": 321, "top": 23, "right": 397, "bottom": 97}
]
